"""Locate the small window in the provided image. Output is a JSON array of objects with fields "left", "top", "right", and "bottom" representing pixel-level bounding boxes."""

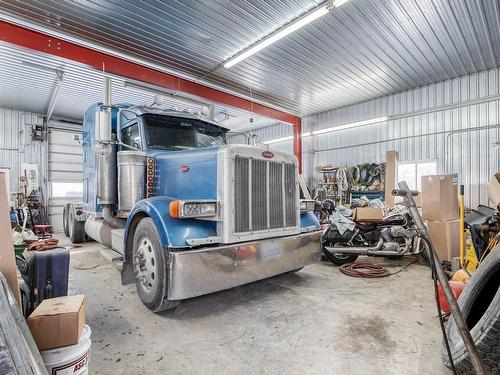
[
  {"left": 51, "top": 182, "right": 83, "bottom": 198},
  {"left": 121, "top": 123, "right": 141, "bottom": 149},
  {"left": 397, "top": 160, "right": 438, "bottom": 191}
]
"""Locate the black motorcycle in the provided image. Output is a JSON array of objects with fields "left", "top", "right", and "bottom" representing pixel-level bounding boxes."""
[{"left": 320, "top": 199, "right": 426, "bottom": 265}]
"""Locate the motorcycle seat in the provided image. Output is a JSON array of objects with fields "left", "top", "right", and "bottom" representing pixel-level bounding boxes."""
[{"left": 355, "top": 222, "right": 378, "bottom": 231}]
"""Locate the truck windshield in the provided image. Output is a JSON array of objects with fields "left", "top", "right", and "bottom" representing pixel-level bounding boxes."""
[{"left": 143, "top": 114, "right": 227, "bottom": 150}]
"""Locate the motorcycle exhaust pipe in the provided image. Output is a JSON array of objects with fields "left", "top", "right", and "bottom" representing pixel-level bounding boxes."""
[
  {"left": 324, "top": 239, "right": 409, "bottom": 256},
  {"left": 324, "top": 238, "right": 384, "bottom": 254}
]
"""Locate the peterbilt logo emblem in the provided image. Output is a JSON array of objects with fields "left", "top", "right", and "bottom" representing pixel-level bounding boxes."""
[
  {"left": 262, "top": 151, "right": 274, "bottom": 158},
  {"left": 180, "top": 165, "right": 190, "bottom": 173}
]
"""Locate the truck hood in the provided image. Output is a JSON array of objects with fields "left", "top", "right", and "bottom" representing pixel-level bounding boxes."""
[{"left": 152, "top": 147, "right": 219, "bottom": 200}]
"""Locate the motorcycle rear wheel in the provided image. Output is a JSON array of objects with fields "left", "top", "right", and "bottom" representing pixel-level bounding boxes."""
[{"left": 323, "top": 241, "right": 359, "bottom": 266}]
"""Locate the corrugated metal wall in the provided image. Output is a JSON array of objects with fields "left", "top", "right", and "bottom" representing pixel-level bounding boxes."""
[
  {"left": 0, "top": 107, "right": 47, "bottom": 199},
  {"left": 229, "top": 68, "right": 500, "bottom": 209},
  {"left": 304, "top": 69, "right": 500, "bottom": 209},
  {"left": 228, "top": 122, "right": 293, "bottom": 145}
]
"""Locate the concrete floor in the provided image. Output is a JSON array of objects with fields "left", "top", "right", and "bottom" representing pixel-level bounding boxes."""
[{"left": 60, "top": 236, "right": 451, "bottom": 375}]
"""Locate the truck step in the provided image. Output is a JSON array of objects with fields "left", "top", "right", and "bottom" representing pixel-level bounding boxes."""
[
  {"left": 111, "top": 228, "right": 125, "bottom": 255},
  {"left": 100, "top": 249, "right": 123, "bottom": 262}
]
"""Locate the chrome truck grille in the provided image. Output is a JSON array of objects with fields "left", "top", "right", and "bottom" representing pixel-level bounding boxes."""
[{"left": 234, "top": 156, "right": 297, "bottom": 233}]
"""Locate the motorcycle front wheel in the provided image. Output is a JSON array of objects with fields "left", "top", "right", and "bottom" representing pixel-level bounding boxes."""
[
  {"left": 413, "top": 236, "right": 431, "bottom": 266},
  {"left": 322, "top": 241, "right": 359, "bottom": 266}
]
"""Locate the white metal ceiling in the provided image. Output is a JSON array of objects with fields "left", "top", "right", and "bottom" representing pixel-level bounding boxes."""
[
  {"left": 0, "top": 43, "right": 277, "bottom": 131},
  {"left": 1, "top": 0, "right": 499, "bottom": 116}
]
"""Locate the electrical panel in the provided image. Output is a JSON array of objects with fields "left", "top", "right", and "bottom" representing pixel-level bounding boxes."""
[{"left": 31, "top": 123, "right": 46, "bottom": 141}]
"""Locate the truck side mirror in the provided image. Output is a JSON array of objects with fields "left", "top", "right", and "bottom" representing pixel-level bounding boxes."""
[{"left": 116, "top": 108, "right": 140, "bottom": 151}]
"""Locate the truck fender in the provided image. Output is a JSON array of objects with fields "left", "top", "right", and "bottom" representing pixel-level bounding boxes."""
[
  {"left": 125, "top": 196, "right": 176, "bottom": 250},
  {"left": 121, "top": 196, "right": 175, "bottom": 285},
  {"left": 121, "top": 196, "right": 218, "bottom": 285}
]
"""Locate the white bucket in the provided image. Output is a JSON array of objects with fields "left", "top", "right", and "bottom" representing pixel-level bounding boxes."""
[{"left": 41, "top": 325, "right": 92, "bottom": 375}]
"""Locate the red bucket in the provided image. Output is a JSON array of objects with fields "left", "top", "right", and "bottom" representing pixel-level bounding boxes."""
[{"left": 438, "top": 281, "right": 466, "bottom": 313}]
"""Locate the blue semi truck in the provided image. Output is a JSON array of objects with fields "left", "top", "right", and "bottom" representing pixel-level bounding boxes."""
[{"left": 64, "top": 79, "right": 321, "bottom": 312}]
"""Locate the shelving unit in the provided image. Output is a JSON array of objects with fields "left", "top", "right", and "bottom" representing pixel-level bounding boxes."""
[{"left": 317, "top": 167, "right": 385, "bottom": 206}]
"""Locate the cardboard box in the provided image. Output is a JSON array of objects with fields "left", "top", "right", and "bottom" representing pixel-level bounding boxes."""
[
  {"left": 487, "top": 173, "right": 500, "bottom": 212},
  {"left": 426, "top": 220, "right": 461, "bottom": 261},
  {"left": 353, "top": 207, "right": 384, "bottom": 222},
  {"left": 28, "top": 295, "right": 85, "bottom": 351},
  {"left": 0, "top": 172, "right": 21, "bottom": 306},
  {"left": 421, "top": 174, "right": 459, "bottom": 221}
]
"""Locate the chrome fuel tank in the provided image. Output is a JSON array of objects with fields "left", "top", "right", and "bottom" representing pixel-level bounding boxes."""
[{"left": 118, "top": 151, "right": 146, "bottom": 214}]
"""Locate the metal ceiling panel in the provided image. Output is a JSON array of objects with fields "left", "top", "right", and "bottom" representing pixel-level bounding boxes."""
[
  {"left": 0, "top": 0, "right": 499, "bottom": 116},
  {"left": 0, "top": 43, "right": 279, "bottom": 131}
]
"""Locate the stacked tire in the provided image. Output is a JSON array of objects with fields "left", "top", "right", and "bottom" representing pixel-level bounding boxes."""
[{"left": 442, "top": 246, "right": 500, "bottom": 374}]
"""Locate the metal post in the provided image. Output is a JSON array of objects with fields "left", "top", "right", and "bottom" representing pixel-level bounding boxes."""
[
  {"left": 293, "top": 118, "right": 302, "bottom": 174},
  {"left": 397, "top": 181, "right": 487, "bottom": 375},
  {"left": 459, "top": 185, "right": 465, "bottom": 268}
]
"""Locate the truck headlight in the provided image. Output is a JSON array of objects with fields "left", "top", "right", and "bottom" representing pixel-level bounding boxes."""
[
  {"left": 169, "top": 200, "right": 218, "bottom": 218},
  {"left": 300, "top": 199, "right": 315, "bottom": 213}
]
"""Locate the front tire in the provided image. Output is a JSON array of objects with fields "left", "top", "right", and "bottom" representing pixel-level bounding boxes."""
[
  {"left": 133, "top": 218, "right": 179, "bottom": 313},
  {"left": 413, "top": 237, "right": 430, "bottom": 266},
  {"left": 322, "top": 241, "right": 359, "bottom": 266}
]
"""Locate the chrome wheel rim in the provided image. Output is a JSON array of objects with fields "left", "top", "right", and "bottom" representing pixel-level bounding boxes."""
[{"left": 134, "top": 237, "right": 157, "bottom": 294}]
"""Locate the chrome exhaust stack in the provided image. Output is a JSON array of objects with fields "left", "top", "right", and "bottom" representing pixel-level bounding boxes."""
[{"left": 95, "top": 76, "right": 122, "bottom": 228}]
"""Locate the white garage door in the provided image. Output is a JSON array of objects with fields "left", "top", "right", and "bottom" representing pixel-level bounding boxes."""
[{"left": 48, "top": 126, "right": 83, "bottom": 232}]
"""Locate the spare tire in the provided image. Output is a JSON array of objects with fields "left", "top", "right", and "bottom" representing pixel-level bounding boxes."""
[
  {"left": 442, "top": 246, "right": 500, "bottom": 373},
  {"left": 68, "top": 204, "right": 85, "bottom": 244},
  {"left": 63, "top": 202, "right": 71, "bottom": 237}
]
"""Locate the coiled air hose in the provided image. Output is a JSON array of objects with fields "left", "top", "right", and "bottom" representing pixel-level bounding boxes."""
[{"left": 339, "top": 260, "right": 418, "bottom": 278}]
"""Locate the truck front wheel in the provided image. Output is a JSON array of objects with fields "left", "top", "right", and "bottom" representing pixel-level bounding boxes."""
[{"left": 132, "top": 218, "right": 179, "bottom": 313}]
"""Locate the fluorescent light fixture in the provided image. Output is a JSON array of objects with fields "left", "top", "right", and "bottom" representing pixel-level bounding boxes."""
[
  {"left": 261, "top": 116, "right": 387, "bottom": 144},
  {"left": 224, "top": 0, "right": 349, "bottom": 68},
  {"left": 262, "top": 132, "right": 311, "bottom": 144},
  {"left": 312, "top": 116, "right": 388, "bottom": 135},
  {"left": 262, "top": 135, "right": 294, "bottom": 144},
  {"left": 332, "top": 0, "right": 351, "bottom": 6}
]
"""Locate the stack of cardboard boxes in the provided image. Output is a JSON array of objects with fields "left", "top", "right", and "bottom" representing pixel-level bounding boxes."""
[{"left": 421, "top": 174, "right": 462, "bottom": 261}]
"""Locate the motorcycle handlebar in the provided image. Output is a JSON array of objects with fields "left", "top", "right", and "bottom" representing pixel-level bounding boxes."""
[{"left": 392, "top": 189, "right": 419, "bottom": 197}]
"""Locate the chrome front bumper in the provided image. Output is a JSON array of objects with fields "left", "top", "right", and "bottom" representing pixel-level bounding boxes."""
[{"left": 167, "top": 231, "right": 322, "bottom": 300}]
